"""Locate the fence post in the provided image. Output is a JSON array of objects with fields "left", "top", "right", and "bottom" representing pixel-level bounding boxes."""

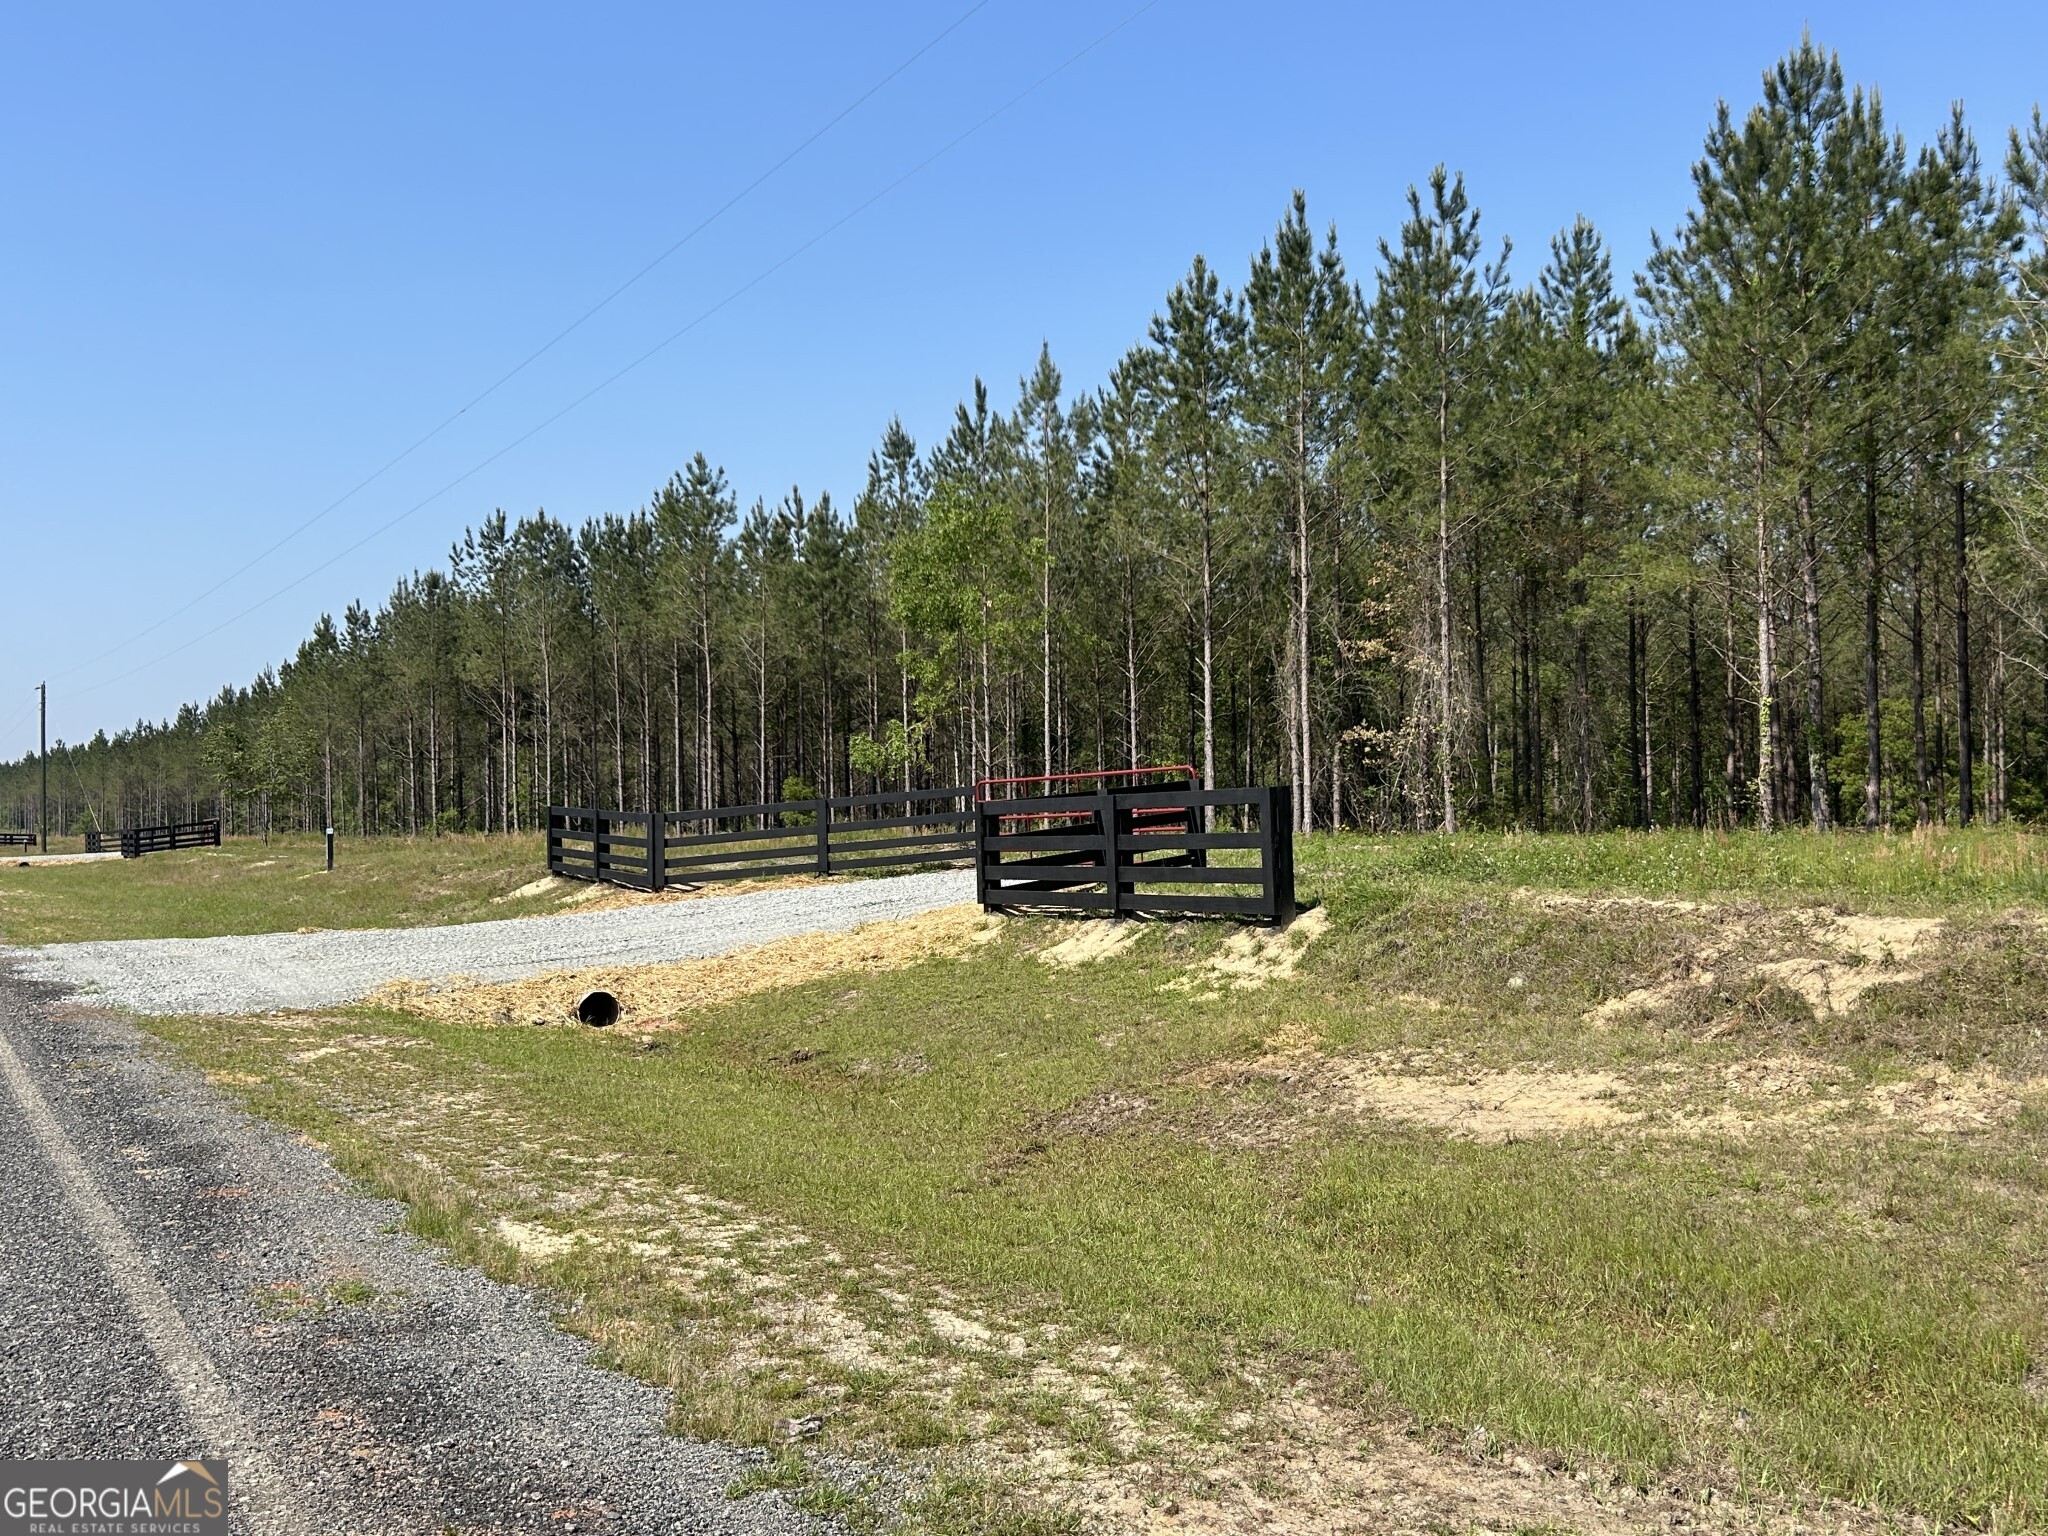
[
  {"left": 973, "top": 798, "right": 991, "bottom": 910},
  {"left": 647, "top": 810, "right": 665, "bottom": 893},
  {"left": 815, "top": 798, "right": 832, "bottom": 876},
  {"left": 1253, "top": 790, "right": 1271, "bottom": 919},
  {"left": 1099, "top": 787, "right": 1121, "bottom": 917},
  {"left": 1265, "top": 786, "right": 1296, "bottom": 924}
]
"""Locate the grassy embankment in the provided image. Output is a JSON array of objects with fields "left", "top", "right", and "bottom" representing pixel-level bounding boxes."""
[
  {"left": 118, "top": 829, "right": 2048, "bottom": 1532},
  {"left": 0, "top": 832, "right": 553, "bottom": 941}
]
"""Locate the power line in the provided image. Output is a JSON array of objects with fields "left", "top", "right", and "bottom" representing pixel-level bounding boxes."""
[
  {"left": 0, "top": 698, "right": 35, "bottom": 764},
  {"left": 51, "top": 0, "right": 992, "bottom": 686},
  {"left": 70, "top": 0, "right": 1163, "bottom": 707},
  {"left": 55, "top": 740, "right": 104, "bottom": 834},
  {"left": 0, "top": 697, "right": 35, "bottom": 741}
]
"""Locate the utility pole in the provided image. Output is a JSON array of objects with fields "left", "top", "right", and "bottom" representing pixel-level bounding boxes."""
[{"left": 38, "top": 682, "right": 48, "bottom": 854}]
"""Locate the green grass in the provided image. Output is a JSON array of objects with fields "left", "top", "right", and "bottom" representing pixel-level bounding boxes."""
[
  {"left": 13, "top": 822, "right": 2039, "bottom": 946},
  {"left": 0, "top": 833, "right": 93, "bottom": 855},
  {"left": 1301, "top": 823, "right": 2048, "bottom": 909},
  {"left": 126, "top": 827, "right": 2048, "bottom": 1528},
  {"left": 0, "top": 831, "right": 553, "bottom": 941}
]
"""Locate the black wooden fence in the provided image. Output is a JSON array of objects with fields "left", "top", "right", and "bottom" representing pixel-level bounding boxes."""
[
  {"left": 545, "top": 808, "right": 665, "bottom": 888},
  {"left": 85, "top": 819, "right": 223, "bottom": 858},
  {"left": 548, "top": 787, "right": 973, "bottom": 892},
  {"left": 973, "top": 784, "right": 1294, "bottom": 921},
  {"left": 545, "top": 780, "right": 1294, "bottom": 923}
]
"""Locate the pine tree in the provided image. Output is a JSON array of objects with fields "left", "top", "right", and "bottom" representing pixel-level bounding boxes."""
[
  {"left": 1013, "top": 345, "right": 1073, "bottom": 777},
  {"left": 1145, "top": 255, "right": 1245, "bottom": 799},
  {"left": 1245, "top": 191, "right": 1358, "bottom": 828},
  {"left": 1374, "top": 166, "right": 1507, "bottom": 830},
  {"left": 1644, "top": 39, "right": 1856, "bottom": 830},
  {"left": 1900, "top": 108, "right": 2021, "bottom": 822},
  {"left": 1522, "top": 216, "right": 1643, "bottom": 828}
]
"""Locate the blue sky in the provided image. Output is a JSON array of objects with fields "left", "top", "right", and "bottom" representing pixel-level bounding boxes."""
[{"left": 4, "top": 1, "right": 2045, "bottom": 758}]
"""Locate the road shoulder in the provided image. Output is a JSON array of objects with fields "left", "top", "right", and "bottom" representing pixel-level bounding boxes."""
[{"left": 0, "top": 961, "right": 829, "bottom": 1536}]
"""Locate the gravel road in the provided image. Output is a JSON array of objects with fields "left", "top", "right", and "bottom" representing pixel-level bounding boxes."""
[
  {"left": 14, "top": 869, "right": 974, "bottom": 1015},
  {"left": 0, "top": 962, "right": 838, "bottom": 1534}
]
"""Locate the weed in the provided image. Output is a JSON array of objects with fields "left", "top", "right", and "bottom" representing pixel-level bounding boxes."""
[{"left": 725, "top": 1450, "right": 809, "bottom": 1498}]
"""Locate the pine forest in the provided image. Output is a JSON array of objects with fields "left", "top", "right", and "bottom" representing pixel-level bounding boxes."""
[{"left": 15, "top": 41, "right": 2048, "bottom": 842}]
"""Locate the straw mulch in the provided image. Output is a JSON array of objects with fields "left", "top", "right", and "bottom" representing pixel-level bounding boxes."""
[{"left": 372, "top": 903, "right": 997, "bottom": 1029}]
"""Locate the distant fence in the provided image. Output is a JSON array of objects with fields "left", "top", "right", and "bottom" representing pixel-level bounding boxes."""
[
  {"left": 973, "top": 785, "right": 1294, "bottom": 922},
  {"left": 85, "top": 819, "right": 222, "bottom": 859},
  {"left": 0, "top": 832, "right": 35, "bottom": 849},
  {"left": 547, "top": 787, "right": 974, "bottom": 892}
]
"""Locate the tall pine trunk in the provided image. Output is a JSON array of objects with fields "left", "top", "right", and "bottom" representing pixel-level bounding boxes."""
[
  {"left": 1042, "top": 475, "right": 1054, "bottom": 778},
  {"left": 1472, "top": 541, "right": 1493, "bottom": 810},
  {"left": 1199, "top": 488, "right": 1217, "bottom": 829},
  {"left": 1862, "top": 455, "right": 1883, "bottom": 829},
  {"left": 1573, "top": 596, "right": 1592, "bottom": 831},
  {"left": 1910, "top": 521, "right": 1930, "bottom": 824},
  {"left": 1721, "top": 553, "right": 1743, "bottom": 822},
  {"left": 1527, "top": 576, "right": 1544, "bottom": 831},
  {"left": 1124, "top": 565, "right": 1140, "bottom": 771},
  {"left": 1954, "top": 477, "right": 1974, "bottom": 825},
  {"left": 1752, "top": 412, "right": 1778, "bottom": 831},
  {"left": 1686, "top": 587, "right": 1704, "bottom": 827},
  {"left": 1626, "top": 597, "right": 1643, "bottom": 829},
  {"left": 1436, "top": 369, "right": 1457, "bottom": 834},
  {"left": 898, "top": 625, "right": 911, "bottom": 793},
  {"left": 1295, "top": 395, "right": 1312, "bottom": 833},
  {"left": 1798, "top": 477, "right": 1831, "bottom": 830}
]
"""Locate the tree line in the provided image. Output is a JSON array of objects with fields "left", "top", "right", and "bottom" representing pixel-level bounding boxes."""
[{"left": 12, "top": 40, "right": 2048, "bottom": 840}]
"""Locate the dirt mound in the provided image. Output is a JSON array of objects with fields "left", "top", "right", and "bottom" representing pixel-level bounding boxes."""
[
  {"left": 1184, "top": 1045, "right": 2044, "bottom": 1148},
  {"left": 1527, "top": 890, "right": 1711, "bottom": 915},
  {"left": 492, "top": 875, "right": 567, "bottom": 903},
  {"left": 1565, "top": 898, "right": 1948, "bottom": 1026},
  {"left": 1163, "top": 907, "right": 1331, "bottom": 999},
  {"left": 373, "top": 904, "right": 996, "bottom": 1028},
  {"left": 1871, "top": 1062, "right": 2032, "bottom": 1134},
  {"left": 1191, "top": 1050, "right": 1640, "bottom": 1143},
  {"left": 1038, "top": 919, "right": 1143, "bottom": 968}
]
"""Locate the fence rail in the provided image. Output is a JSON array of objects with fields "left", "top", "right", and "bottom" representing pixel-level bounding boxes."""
[
  {"left": 85, "top": 819, "right": 222, "bottom": 858},
  {"left": 973, "top": 785, "right": 1294, "bottom": 921},
  {"left": 547, "top": 787, "right": 975, "bottom": 891},
  {"left": 0, "top": 832, "right": 36, "bottom": 849}
]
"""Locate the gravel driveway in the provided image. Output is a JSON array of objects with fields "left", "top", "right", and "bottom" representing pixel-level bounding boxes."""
[{"left": 13, "top": 869, "right": 974, "bottom": 1015}]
